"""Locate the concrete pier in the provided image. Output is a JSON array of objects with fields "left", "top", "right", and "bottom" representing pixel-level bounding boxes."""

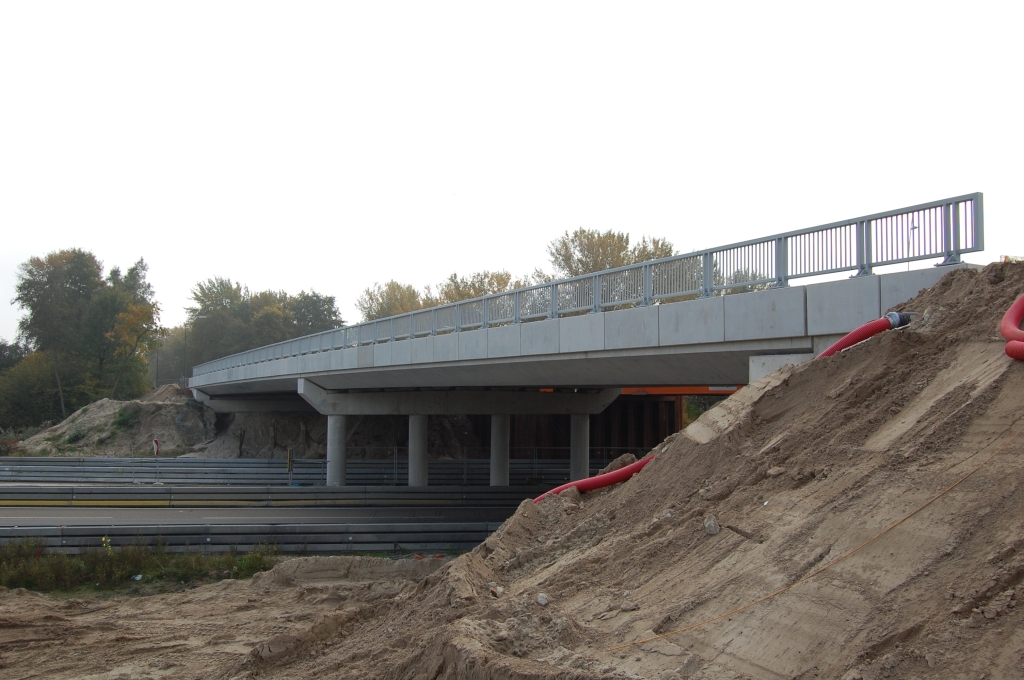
[
  {"left": 489, "top": 414, "right": 510, "bottom": 486},
  {"left": 570, "top": 414, "right": 589, "bottom": 481},
  {"left": 408, "top": 415, "right": 428, "bottom": 487},
  {"left": 325, "top": 414, "right": 346, "bottom": 486}
]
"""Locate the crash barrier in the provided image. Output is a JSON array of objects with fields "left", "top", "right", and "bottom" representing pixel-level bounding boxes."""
[
  {"left": 0, "top": 449, "right": 644, "bottom": 486},
  {"left": 0, "top": 520, "right": 505, "bottom": 554},
  {"left": 1001, "top": 293, "right": 1024, "bottom": 360},
  {"left": 0, "top": 484, "right": 540, "bottom": 507}
]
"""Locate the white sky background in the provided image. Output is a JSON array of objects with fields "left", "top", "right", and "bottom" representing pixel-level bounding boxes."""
[{"left": 1, "top": 2, "right": 1022, "bottom": 342}]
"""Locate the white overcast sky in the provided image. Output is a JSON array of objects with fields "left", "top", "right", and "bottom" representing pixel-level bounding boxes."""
[{"left": 2, "top": 2, "right": 1022, "bottom": 341}]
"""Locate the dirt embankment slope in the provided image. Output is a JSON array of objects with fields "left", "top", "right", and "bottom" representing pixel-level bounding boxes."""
[{"left": 1, "top": 262, "right": 1023, "bottom": 679}]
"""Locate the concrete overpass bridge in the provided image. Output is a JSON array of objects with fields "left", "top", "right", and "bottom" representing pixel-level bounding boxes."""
[{"left": 190, "top": 193, "right": 984, "bottom": 487}]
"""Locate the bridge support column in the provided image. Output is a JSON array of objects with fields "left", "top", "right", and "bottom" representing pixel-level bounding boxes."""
[
  {"left": 409, "top": 415, "right": 428, "bottom": 487},
  {"left": 326, "top": 415, "right": 346, "bottom": 486},
  {"left": 570, "top": 414, "right": 589, "bottom": 481},
  {"left": 490, "top": 415, "right": 510, "bottom": 486}
]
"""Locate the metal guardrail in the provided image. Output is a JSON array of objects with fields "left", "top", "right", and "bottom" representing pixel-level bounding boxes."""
[
  {"left": 192, "top": 193, "right": 983, "bottom": 377},
  {"left": 0, "top": 484, "right": 539, "bottom": 507},
  {"left": 0, "top": 521, "right": 504, "bottom": 553},
  {"left": 0, "top": 449, "right": 643, "bottom": 486}
]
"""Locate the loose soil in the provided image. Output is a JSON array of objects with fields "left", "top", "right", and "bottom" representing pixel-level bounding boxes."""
[{"left": 2, "top": 262, "right": 1024, "bottom": 679}]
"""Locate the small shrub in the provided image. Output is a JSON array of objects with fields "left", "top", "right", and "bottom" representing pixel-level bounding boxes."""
[
  {"left": 65, "top": 428, "right": 87, "bottom": 444},
  {"left": 0, "top": 539, "right": 276, "bottom": 592},
  {"left": 113, "top": 405, "right": 141, "bottom": 430}
]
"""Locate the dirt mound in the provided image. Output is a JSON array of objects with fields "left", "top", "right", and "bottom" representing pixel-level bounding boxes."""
[
  {"left": 16, "top": 395, "right": 216, "bottom": 457},
  {"left": 1, "top": 262, "right": 1023, "bottom": 678}
]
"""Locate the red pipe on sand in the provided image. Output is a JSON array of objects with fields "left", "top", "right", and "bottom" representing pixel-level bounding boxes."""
[
  {"left": 533, "top": 455, "right": 655, "bottom": 503},
  {"left": 1001, "top": 294, "right": 1024, "bottom": 361},
  {"left": 817, "top": 312, "right": 913, "bottom": 359}
]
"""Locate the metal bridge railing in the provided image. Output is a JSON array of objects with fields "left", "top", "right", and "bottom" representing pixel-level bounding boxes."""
[{"left": 193, "top": 193, "right": 983, "bottom": 376}]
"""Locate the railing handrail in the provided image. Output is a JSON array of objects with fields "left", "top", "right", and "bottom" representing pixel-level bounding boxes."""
[{"left": 192, "top": 192, "right": 983, "bottom": 376}]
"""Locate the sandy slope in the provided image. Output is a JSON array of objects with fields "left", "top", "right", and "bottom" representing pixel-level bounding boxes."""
[{"left": 2, "top": 262, "right": 1023, "bottom": 679}]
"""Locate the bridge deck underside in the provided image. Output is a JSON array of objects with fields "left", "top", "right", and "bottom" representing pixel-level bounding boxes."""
[{"left": 195, "top": 336, "right": 813, "bottom": 397}]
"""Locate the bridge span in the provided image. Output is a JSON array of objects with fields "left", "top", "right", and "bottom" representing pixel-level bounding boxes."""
[{"left": 190, "top": 194, "right": 984, "bottom": 489}]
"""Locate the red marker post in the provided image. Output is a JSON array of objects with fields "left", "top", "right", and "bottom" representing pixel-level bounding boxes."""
[{"left": 153, "top": 439, "right": 161, "bottom": 484}]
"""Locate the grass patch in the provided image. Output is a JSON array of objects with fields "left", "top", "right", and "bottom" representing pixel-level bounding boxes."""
[
  {"left": 0, "top": 539, "right": 277, "bottom": 593},
  {"left": 65, "top": 427, "right": 88, "bottom": 444},
  {"left": 112, "top": 405, "right": 141, "bottom": 430}
]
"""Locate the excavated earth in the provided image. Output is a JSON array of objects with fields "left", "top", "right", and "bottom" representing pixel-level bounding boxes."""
[{"left": 2, "top": 262, "right": 1024, "bottom": 679}]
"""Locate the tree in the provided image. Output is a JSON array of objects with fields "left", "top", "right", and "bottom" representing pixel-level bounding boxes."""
[
  {"left": 356, "top": 281, "right": 424, "bottom": 321},
  {"left": 546, "top": 228, "right": 675, "bottom": 278},
  {"left": 424, "top": 271, "right": 528, "bottom": 306},
  {"left": 14, "top": 249, "right": 104, "bottom": 418},
  {"left": 0, "top": 339, "right": 28, "bottom": 373},
  {"left": 288, "top": 291, "right": 343, "bottom": 334}
]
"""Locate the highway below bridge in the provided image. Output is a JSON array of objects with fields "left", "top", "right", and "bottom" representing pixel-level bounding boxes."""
[{"left": 0, "top": 492, "right": 526, "bottom": 553}]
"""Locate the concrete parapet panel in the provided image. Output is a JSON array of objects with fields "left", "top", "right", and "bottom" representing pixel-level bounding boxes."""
[
  {"left": 328, "top": 349, "right": 345, "bottom": 371},
  {"left": 659, "top": 297, "right": 725, "bottom": 345},
  {"left": 880, "top": 265, "right": 962, "bottom": 312},
  {"left": 560, "top": 313, "right": 605, "bottom": 353},
  {"left": 521, "top": 319, "right": 559, "bottom": 355},
  {"left": 356, "top": 345, "right": 374, "bottom": 368},
  {"left": 724, "top": 287, "right": 806, "bottom": 341},
  {"left": 434, "top": 333, "right": 458, "bottom": 362},
  {"left": 749, "top": 353, "right": 815, "bottom": 382},
  {"left": 342, "top": 347, "right": 358, "bottom": 369},
  {"left": 459, "top": 329, "right": 488, "bottom": 360},
  {"left": 487, "top": 324, "right": 521, "bottom": 358},
  {"left": 411, "top": 336, "right": 434, "bottom": 364},
  {"left": 373, "top": 343, "right": 393, "bottom": 367},
  {"left": 605, "top": 306, "right": 659, "bottom": 349},
  {"left": 806, "top": 276, "right": 880, "bottom": 336},
  {"left": 391, "top": 339, "right": 412, "bottom": 365}
]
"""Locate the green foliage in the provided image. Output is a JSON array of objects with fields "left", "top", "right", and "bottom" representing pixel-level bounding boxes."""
[
  {"left": 356, "top": 280, "right": 424, "bottom": 321},
  {"left": 7, "top": 250, "right": 160, "bottom": 427},
  {"left": 112, "top": 404, "right": 141, "bottom": 430},
  {"left": 0, "top": 339, "right": 28, "bottom": 373},
  {"left": 0, "top": 352, "right": 66, "bottom": 429},
  {"left": 0, "top": 539, "right": 277, "bottom": 592},
  {"left": 357, "top": 271, "right": 528, "bottom": 322},
  {"left": 171, "top": 279, "right": 343, "bottom": 371},
  {"left": 65, "top": 427, "right": 87, "bottom": 444},
  {"left": 546, "top": 228, "right": 675, "bottom": 278}
]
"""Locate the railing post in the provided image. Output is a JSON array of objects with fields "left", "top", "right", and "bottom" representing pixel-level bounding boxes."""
[
  {"left": 514, "top": 290, "right": 521, "bottom": 324},
  {"left": 591, "top": 274, "right": 600, "bottom": 313},
  {"left": 941, "top": 201, "right": 960, "bottom": 265},
  {"left": 482, "top": 297, "right": 490, "bottom": 329},
  {"left": 410, "top": 314, "right": 415, "bottom": 339},
  {"left": 973, "top": 194, "right": 985, "bottom": 251},
  {"left": 549, "top": 282, "right": 558, "bottom": 319},
  {"left": 774, "top": 237, "right": 789, "bottom": 287},
  {"left": 700, "top": 252, "right": 714, "bottom": 297},
  {"left": 430, "top": 309, "right": 436, "bottom": 336},
  {"left": 855, "top": 220, "right": 873, "bottom": 277},
  {"left": 642, "top": 264, "right": 653, "bottom": 305}
]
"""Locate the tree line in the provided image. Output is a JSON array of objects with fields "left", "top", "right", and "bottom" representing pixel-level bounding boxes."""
[{"left": 1, "top": 228, "right": 707, "bottom": 431}]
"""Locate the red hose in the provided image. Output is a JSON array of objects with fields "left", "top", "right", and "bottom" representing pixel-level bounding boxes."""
[
  {"left": 1001, "top": 294, "right": 1024, "bottom": 361},
  {"left": 817, "top": 317, "right": 897, "bottom": 358},
  {"left": 533, "top": 455, "right": 655, "bottom": 503}
]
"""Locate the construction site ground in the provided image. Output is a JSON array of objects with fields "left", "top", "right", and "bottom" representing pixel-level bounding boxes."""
[{"left": 1, "top": 261, "right": 1023, "bottom": 679}]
